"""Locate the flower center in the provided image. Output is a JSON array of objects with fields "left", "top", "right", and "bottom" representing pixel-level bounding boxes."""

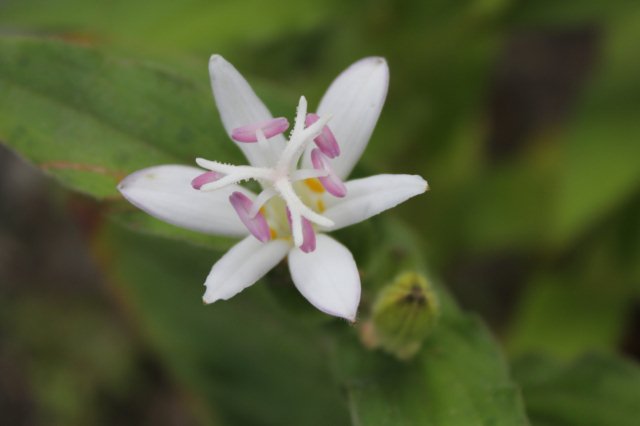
[{"left": 192, "top": 96, "right": 347, "bottom": 252}]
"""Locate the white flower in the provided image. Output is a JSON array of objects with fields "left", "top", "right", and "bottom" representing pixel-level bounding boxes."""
[{"left": 118, "top": 55, "right": 428, "bottom": 321}]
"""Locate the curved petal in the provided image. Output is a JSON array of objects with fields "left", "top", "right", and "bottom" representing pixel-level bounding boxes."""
[
  {"left": 202, "top": 236, "right": 291, "bottom": 303},
  {"left": 322, "top": 174, "right": 428, "bottom": 231},
  {"left": 203, "top": 236, "right": 290, "bottom": 303},
  {"left": 288, "top": 234, "right": 360, "bottom": 321},
  {"left": 209, "top": 54, "right": 286, "bottom": 167},
  {"left": 118, "top": 165, "right": 251, "bottom": 237},
  {"left": 304, "top": 57, "right": 389, "bottom": 179}
]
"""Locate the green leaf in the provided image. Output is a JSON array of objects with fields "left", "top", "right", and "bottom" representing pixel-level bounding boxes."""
[
  {"left": 550, "top": 8, "right": 640, "bottom": 245},
  {"left": 0, "top": 0, "right": 329, "bottom": 56},
  {"left": 99, "top": 221, "right": 350, "bottom": 426},
  {"left": 106, "top": 206, "right": 237, "bottom": 251},
  {"left": 1, "top": 295, "right": 142, "bottom": 426},
  {"left": 99, "top": 215, "right": 529, "bottom": 426},
  {"left": 508, "top": 0, "right": 635, "bottom": 26},
  {"left": 512, "top": 353, "right": 640, "bottom": 426},
  {"left": 0, "top": 37, "right": 294, "bottom": 248},
  {"left": 506, "top": 274, "right": 630, "bottom": 360},
  {"left": 0, "top": 36, "right": 244, "bottom": 200},
  {"left": 331, "top": 221, "right": 529, "bottom": 426},
  {"left": 333, "top": 315, "right": 529, "bottom": 426}
]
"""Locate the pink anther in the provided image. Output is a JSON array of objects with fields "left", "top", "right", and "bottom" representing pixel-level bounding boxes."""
[
  {"left": 310, "top": 149, "right": 347, "bottom": 198},
  {"left": 305, "top": 113, "right": 340, "bottom": 158},
  {"left": 286, "top": 208, "right": 317, "bottom": 253},
  {"left": 191, "top": 171, "right": 222, "bottom": 190},
  {"left": 231, "top": 117, "right": 290, "bottom": 142},
  {"left": 229, "top": 192, "right": 271, "bottom": 242}
]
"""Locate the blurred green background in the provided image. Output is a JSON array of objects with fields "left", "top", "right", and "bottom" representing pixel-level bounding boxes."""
[{"left": 1, "top": 0, "right": 639, "bottom": 425}]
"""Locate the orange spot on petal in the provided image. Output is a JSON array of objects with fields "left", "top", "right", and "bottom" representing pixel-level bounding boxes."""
[{"left": 305, "top": 178, "right": 325, "bottom": 193}]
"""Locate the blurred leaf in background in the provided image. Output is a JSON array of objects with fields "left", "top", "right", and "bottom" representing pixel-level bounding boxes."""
[{"left": 512, "top": 353, "right": 640, "bottom": 426}]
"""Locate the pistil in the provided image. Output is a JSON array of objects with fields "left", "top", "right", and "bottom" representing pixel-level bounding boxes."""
[{"left": 191, "top": 96, "right": 342, "bottom": 252}]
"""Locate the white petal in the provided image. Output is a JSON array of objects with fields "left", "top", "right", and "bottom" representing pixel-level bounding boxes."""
[
  {"left": 118, "top": 165, "right": 251, "bottom": 237},
  {"left": 209, "top": 54, "right": 286, "bottom": 167},
  {"left": 305, "top": 57, "right": 389, "bottom": 179},
  {"left": 203, "top": 236, "right": 290, "bottom": 303},
  {"left": 322, "top": 174, "right": 428, "bottom": 231},
  {"left": 288, "top": 234, "right": 361, "bottom": 321}
]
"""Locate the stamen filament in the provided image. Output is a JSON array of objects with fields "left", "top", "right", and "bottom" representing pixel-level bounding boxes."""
[
  {"left": 290, "top": 169, "right": 330, "bottom": 181},
  {"left": 248, "top": 188, "right": 277, "bottom": 217},
  {"left": 305, "top": 113, "right": 340, "bottom": 158},
  {"left": 229, "top": 192, "right": 271, "bottom": 242},
  {"left": 255, "top": 128, "right": 277, "bottom": 166},
  {"left": 289, "top": 207, "right": 304, "bottom": 247},
  {"left": 310, "top": 149, "right": 347, "bottom": 197},
  {"left": 275, "top": 180, "right": 334, "bottom": 228}
]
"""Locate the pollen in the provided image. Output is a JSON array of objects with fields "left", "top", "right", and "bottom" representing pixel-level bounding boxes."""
[
  {"left": 270, "top": 228, "right": 277, "bottom": 239},
  {"left": 317, "top": 199, "right": 326, "bottom": 213},
  {"left": 305, "top": 178, "right": 325, "bottom": 193}
]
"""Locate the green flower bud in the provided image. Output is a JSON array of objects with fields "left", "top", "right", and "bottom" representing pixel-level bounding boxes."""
[{"left": 370, "top": 271, "right": 439, "bottom": 360}]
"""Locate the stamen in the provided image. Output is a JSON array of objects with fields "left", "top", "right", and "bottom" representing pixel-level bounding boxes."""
[
  {"left": 274, "top": 179, "right": 334, "bottom": 227},
  {"left": 248, "top": 188, "right": 277, "bottom": 217},
  {"left": 300, "top": 217, "right": 316, "bottom": 252},
  {"left": 305, "top": 113, "right": 340, "bottom": 158},
  {"left": 310, "top": 149, "right": 347, "bottom": 197},
  {"left": 191, "top": 171, "right": 222, "bottom": 190},
  {"left": 229, "top": 192, "right": 271, "bottom": 242},
  {"left": 255, "top": 129, "right": 275, "bottom": 165},
  {"left": 194, "top": 96, "right": 340, "bottom": 248},
  {"left": 290, "top": 169, "right": 329, "bottom": 182},
  {"left": 287, "top": 204, "right": 304, "bottom": 247},
  {"left": 286, "top": 208, "right": 316, "bottom": 253},
  {"left": 231, "top": 117, "right": 289, "bottom": 142}
]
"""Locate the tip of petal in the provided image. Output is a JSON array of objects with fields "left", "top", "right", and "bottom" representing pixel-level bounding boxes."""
[
  {"left": 356, "top": 56, "right": 389, "bottom": 74},
  {"left": 202, "top": 289, "right": 219, "bottom": 304},
  {"left": 312, "top": 299, "right": 359, "bottom": 322},
  {"left": 208, "top": 54, "right": 230, "bottom": 78},
  {"left": 409, "top": 175, "right": 430, "bottom": 194},
  {"left": 209, "top": 54, "right": 225, "bottom": 65},
  {"left": 366, "top": 56, "right": 387, "bottom": 65},
  {"left": 203, "top": 268, "right": 232, "bottom": 304},
  {"left": 116, "top": 170, "right": 142, "bottom": 198},
  {"left": 345, "top": 311, "right": 357, "bottom": 323}
]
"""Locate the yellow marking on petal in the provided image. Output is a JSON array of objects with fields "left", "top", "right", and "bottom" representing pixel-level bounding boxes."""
[
  {"left": 317, "top": 199, "right": 326, "bottom": 213},
  {"left": 305, "top": 178, "right": 325, "bottom": 193},
  {"left": 260, "top": 207, "right": 266, "bottom": 215},
  {"left": 270, "top": 228, "right": 277, "bottom": 239}
]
